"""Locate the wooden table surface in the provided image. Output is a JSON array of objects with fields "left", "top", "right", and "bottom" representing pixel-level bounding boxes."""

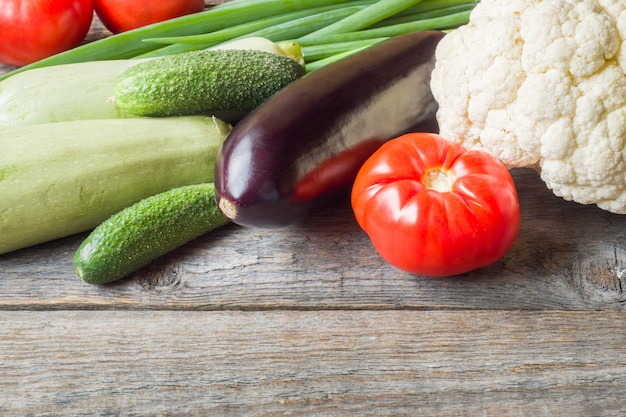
[{"left": 2, "top": 3, "right": 626, "bottom": 416}]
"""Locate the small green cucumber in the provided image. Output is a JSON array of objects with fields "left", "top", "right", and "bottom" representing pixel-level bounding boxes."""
[
  {"left": 74, "top": 183, "right": 229, "bottom": 285},
  {"left": 0, "top": 59, "right": 149, "bottom": 131},
  {"left": 113, "top": 48, "right": 306, "bottom": 120},
  {"left": 0, "top": 116, "right": 231, "bottom": 255}
]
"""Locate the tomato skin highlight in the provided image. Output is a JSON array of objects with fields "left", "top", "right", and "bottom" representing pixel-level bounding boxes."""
[
  {"left": 0, "top": 0, "right": 93, "bottom": 66},
  {"left": 94, "top": 0, "right": 205, "bottom": 33},
  {"left": 351, "top": 133, "right": 520, "bottom": 277}
]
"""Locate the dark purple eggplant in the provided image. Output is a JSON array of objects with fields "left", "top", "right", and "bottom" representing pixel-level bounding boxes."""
[{"left": 214, "top": 31, "right": 445, "bottom": 228}]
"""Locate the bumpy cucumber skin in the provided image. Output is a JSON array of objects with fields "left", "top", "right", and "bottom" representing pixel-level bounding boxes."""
[
  {"left": 74, "top": 183, "right": 229, "bottom": 285},
  {"left": 0, "top": 116, "right": 231, "bottom": 255},
  {"left": 113, "top": 49, "right": 306, "bottom": 118},
  {"left": 0, "top": 59, "right": 149, "bottom": 131}
]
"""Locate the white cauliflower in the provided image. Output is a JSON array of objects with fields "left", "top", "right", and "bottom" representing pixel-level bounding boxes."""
[{"left": 430, "top": 0, "right": 626, "bottom": 214}]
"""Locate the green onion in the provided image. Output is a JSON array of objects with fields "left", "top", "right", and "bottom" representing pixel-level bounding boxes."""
[
  {"left": 298, "top": 0, "right": 425, "bottom": 41},
  {"left": 295, "top": 10, "right": 472, "bottom": 46},
  {"left": 219, "top": 4, "right": 375, "bottom": 44},
  {"left": 370, "top": 2, "right": 476, "bottom": 27},
  {"left": 301, "top": 38, "right": 388, "bottom": 61},
  {"left": 143, "top": 1, "right": 376, "bottom": 46},
  {"left": 304, "top": 47, "right": 372, "bottom": 72},
  {"left": 137, "top": 2, "right": 375, "bottom": 58},
  {"left": 388, "top": 0, "right": 477, "bottom": 15}
]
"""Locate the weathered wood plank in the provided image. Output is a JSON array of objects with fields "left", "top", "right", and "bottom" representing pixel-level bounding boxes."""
[
  {"left": 2, "top": 169, "right": 626, "bottom": 311},
  {"left": 1, "top": 310, "right": 625, "bottom": 416}
]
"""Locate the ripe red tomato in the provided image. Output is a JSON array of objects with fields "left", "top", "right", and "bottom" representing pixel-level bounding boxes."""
[
  {"left": 94, "top": 0, "right": 205, "bottom": 34},
  {"left": 0, "top": 0, "right": 94, "bottom": 66},
  {"left": 351, "top": 133, "right": 520, "bottom": 277}
]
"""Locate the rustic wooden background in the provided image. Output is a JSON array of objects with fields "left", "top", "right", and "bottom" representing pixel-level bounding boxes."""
[{"left": 2, "top": 2, "right": 626, "bottom": 416}]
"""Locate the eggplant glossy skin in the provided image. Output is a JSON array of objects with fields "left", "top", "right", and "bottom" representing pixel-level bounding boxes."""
[{"left": 215, "top": 31, "right": 445, "bottom": 228}]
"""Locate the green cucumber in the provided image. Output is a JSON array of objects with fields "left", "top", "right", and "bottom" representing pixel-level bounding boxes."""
[
  {"left": 113, "top": 48, "right": 306, "bottom": 121},
  {"left": 0, "top": 59, "right": 149, "bottom": 131},
  {"left": 0, "top": 116, "right": 231, "bottom": 255},
  {"left": 74, "top": 183, "right": 229, "bottom": 285}
]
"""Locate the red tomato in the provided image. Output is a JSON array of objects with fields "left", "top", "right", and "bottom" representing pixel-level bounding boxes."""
[
  {"left": 94, "top": 0, "right": 205, "bottom": 34},
  {"left": 351, "top": 132, "right": 520, "bottom": 277},
  {"left": 0, "top": 0, "right": 94, "bottom": 66}
]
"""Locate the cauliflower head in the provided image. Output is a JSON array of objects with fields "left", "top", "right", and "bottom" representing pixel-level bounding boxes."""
[{"left": 431, "top": 0, "right": 626, "bottom": 214}]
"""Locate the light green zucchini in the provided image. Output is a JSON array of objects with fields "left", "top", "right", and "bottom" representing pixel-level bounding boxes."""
[
  {"left": 0, "top": 59, "right": 149, "bottom": 131},
  {"left": 74, "top": 183, "right": 230, "bottom": 285},
  {"left": 0, "top": 116, "right": 231, "bottom": 255}
]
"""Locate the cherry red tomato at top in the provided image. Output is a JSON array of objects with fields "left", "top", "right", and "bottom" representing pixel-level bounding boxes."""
[
  {"left": 351, "top": 132, "right": 520, "bottom": 277},
  {"left": 0, "top": 0, "right": 94, "bottom": 67},
  {"left": 94, "top": 0, "right": 205, "bottom": 34}
]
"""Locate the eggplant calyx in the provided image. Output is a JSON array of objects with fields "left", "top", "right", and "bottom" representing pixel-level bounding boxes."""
[{"left": 218, "top": 197, "right": 238, "bottom": 221}]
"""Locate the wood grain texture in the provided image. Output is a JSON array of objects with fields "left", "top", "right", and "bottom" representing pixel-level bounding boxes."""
[
  {"left": 2, "top": 310, "right": 626, "bottom": 417},
  {"left": 2, "top": 169, "right": 626, "bottom": 311}
]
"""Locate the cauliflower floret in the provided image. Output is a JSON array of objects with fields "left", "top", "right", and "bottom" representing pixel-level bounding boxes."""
[{"left": 431, "top": 0, "right": 626, "bottom": 213}]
